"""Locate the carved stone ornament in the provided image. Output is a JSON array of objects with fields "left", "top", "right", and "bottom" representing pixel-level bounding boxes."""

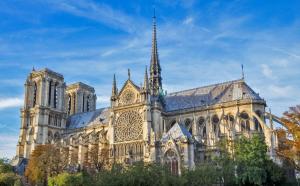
[
  {"left": 121, "top": 89, "right": 136, "bottom": 105},
  {"left": 114, "top": 110, "right": 143, "bottom": 142}
]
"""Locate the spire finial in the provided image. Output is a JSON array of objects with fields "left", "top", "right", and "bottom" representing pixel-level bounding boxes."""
[
  {"left": 241, "top": 64, "right": 245, "bottom": 80},
  {"left": 32, "top": 66, "right": 36, "bottom": 71},
  {"left": 111, "top": 74, "right": 117, "bottom": 97},
  {"left": 128, "top": 69, "right": 131, "bottom": 80},
  {"left": 143, "top": 66, "right": 149, "bottom": 90}
]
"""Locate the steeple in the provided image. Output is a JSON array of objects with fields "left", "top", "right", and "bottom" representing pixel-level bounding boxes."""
[
  {"left": 149, "top": 8, "right": 162, "bottom": 96},
  {"left": 111, "top": 74, "right": 118, "bottom": 99}
]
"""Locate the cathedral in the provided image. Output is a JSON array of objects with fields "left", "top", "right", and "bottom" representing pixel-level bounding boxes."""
[{"left": 14, "top": 15, "right": 278, "bottom": 175}]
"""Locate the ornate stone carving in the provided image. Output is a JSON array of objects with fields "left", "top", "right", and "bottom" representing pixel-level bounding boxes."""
[
  {"left": 120, "top": 89, "right": 136, "bottom": 105},
  {"left": 114, "top": 110, "right": 143, "bottom": 142}
]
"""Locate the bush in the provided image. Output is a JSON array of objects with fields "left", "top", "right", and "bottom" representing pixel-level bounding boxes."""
[
  {"left": 0, "top": 172, "right": 17, "bottom": 186},
  {"left": 48, "top": 172, "right": 84, "bottom": 186}
]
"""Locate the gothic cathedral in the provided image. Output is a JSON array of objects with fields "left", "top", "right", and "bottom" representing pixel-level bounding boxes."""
[{"left": 14, "top": 15, "right": 278, "bottom": 175}]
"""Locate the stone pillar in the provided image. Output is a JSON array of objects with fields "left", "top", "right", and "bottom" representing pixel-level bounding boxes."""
[
  {"left": 24, "top": 81, "right": 30, "bottom": 109},
  {"left": 50, "top": 81, "right": 55, "bottom": 108},
  {"left": 44, "top": 79, "right": 50, "bottom": 107},
  {"left": 39, "top": 78, "right": 46, "bottom": 106}
]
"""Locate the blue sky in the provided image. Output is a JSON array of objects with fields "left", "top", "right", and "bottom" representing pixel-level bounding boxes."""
[{"left": 0, "top": 0, "right": 300, "bottom": 158}]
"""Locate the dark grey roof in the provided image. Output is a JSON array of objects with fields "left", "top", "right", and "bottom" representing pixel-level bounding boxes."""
[
  {"left": 66, "top": 108, "right": 110, "bottom": 129},
  {"left": 164, "top": 79, "right": 263, "bottom": 112}
]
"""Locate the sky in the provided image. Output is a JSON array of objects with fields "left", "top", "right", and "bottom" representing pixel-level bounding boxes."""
[{"left": 0, "top": 0, "right": 300, "bottom": 158}]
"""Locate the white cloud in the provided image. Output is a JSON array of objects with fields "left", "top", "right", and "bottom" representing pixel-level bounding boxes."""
[
  {"left": 183, "top": 17, "right": 194, "bottom": 25},
  {"left": 0, "top": 134, "right": 18, "bottom": 159},
  {"left": 261, "top": 64, "right": 274, "bottom": 79},
  {"left": 0, "top": 97, "right": 23, "bottom": 110}
]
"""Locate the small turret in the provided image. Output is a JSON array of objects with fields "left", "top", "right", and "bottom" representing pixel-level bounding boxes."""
[
  {"left": 111, "top": 74, "right": 118, "bottom": 106},
  {"left": 143, "top": 66, "right": 149, "bottom": 91}
]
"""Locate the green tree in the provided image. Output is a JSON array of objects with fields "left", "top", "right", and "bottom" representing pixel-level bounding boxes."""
[
  {"left": 48, "top": 172, "right": 84, "bottom": 186},
  {"left": 0, "top": 158, "right": 22, "bottom": 186},
  {"left": 234, "top": 134, "right": 285, "bottom": 185}
]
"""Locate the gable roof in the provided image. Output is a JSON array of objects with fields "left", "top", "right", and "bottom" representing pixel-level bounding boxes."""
[
  {"left": 164, "top": 79, "right": 263, "bottom": 112},
  {"left": 118, "top": 79, "right": 141, "bottom": 96},
  {"left": 161, "top": 123, "right": 193, "bottom": 143},
  {"left": 66, "top": 108, "right": 110, "bottom": 129}
]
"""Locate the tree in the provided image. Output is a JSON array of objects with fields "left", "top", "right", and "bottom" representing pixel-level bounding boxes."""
[
  {"left": 25, "top": 144, "right": 66, "bottom": 185},
  {"left": 0, "top": 158, "right": 22, "bottom": 186},
  {"left": 48, "top": 172, "right": 84, "bottom": 186},
  {"left": 234, "top": 134, "right": 284, "bottom": 185},
  {"left": 276, "top": 105, "right": 300, "bottom": 171}
]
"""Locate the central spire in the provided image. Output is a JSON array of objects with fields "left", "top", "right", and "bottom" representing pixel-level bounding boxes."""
[{"left": 149, "top": 8, "right": 162, "bottom": 97}]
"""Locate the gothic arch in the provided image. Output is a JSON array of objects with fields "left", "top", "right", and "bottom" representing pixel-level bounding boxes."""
[
  {"left": 164, "top": 149, "right": 179, "bottom": 175},
  {"left": 54, "top": 132, "right": 60, "bottom": 142},
  {"left": 168, "top": 119, "right": 176, "bottom": 131},
  {"left": 197, "top": 116, "right": 206, "bottom": 138},
  {"left": 184, "top": 118, "right": 192, "bottom": 133},
  {"left": 211, "top": 114, "right": 220, "bottom": 136},
  {"left": 48, "top": 131, "right": 53, "bottom": 143},
  {"left": 240, "top": 112, "right": 250, "bottom": 132}
]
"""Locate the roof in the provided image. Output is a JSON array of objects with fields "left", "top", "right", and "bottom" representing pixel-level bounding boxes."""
[
  {"left": 161, "top": 123, "right": 193, "bottom": 143},
  {"left": 66, "top": 82, "right": 95, "bottom": 92},
  {"left": 164, "top": 79, "right": 263, "bottom": 112},
  {"left": 66, "top": 108, "right": 110, "bottom": 129}
]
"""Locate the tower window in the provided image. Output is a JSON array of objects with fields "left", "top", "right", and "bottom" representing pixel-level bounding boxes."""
[
  {"left": 33, "top": 82, "right": 37, "bottom": 107},
  {"left": 87, "top": 95, "right": 90, "bottom": 112},
  {"left": 82, "top": 94, "right": 85, "bottom": 112},
  {"left": 48, "top": 80, "right": 52, "bottom": 106},
  {"left": 54, "top": 83, "right": 58, "bottom": 108},
  {"left": 68, "top": 94, "right": 71, "bottom": 115}
]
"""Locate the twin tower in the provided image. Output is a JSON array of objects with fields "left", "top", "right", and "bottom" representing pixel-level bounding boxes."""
[{"left": 17, "top": 68, "right": 97, "bottom": 158}]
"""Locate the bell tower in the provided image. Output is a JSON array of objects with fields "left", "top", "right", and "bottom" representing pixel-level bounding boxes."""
[{"left": 16, "top": 68, "right": 66, "bottom": 159}]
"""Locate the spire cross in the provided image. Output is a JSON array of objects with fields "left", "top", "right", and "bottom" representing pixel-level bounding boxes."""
[
  {"left": 128, "top": 69, "right": 131, "bottom": 80},
  {"left": 241, "top": 64, "right": 245, "bottom": 80}
]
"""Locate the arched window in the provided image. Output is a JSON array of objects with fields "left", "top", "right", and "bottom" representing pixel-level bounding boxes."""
[
  {"left": 33, "top": 82, "right": 38, "bottom": 107},
  {"left": 202, "top": 126, "right": 207, "bottom": 138},
  {"left": 87, "top": 95, "right": 90, "bottom": 112},
  {"left": 240, "top": 112, "right": 250, "bottom": 132},
  {"left": 54, "top": 132, "right": 60, "bottom": 142},
  {"left": 68, "top": 94, "right": 71, "bottom": 115},
  {"left": 48, "top": 131, "right": 53, "bottom": 143},
  {"left": 54, "top": 83, "right": 58, "bottom": 108},
  {"left": 198, "top": 117, "right": 206, "bottom": 137},
  {"left": 184, "top": 118, "right": 192, "bottom": 133},
  {"left": 225, "top": 114, "right": 235, "bottom": 128},
  {"left": 168, "top": 120, "right": 176, "bottom": 131},
  {"left": 82, "top": 94, "right": 85, "bottom": 112},
  {"left": 164, "top": 150, "right": 179, "bottom": 175},
  {"left": 73, "top": 92, "right": 76, "bottom": 113},
  {"left": 212, "top": 115, "right": 219, "bottom": 133}
]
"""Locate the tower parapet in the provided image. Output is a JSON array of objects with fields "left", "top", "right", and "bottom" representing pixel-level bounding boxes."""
[{"left": 66, "top": 82, "right": 96, "bottom": 116}]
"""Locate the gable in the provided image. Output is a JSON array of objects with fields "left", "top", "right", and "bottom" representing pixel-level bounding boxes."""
[{"left": 118, "top": 80, "right": 141, "bottom": 105}]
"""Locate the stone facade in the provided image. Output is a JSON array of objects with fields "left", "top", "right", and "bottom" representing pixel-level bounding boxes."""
[{"left": 14, "top": 15, "right": 279, "bottom": 175}]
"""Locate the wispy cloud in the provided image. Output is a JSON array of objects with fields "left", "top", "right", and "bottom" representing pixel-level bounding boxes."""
[
  {"left": 0, "top": 97, "right": 23, "bottom": 110},
  {"left": 45, "top": 0, "right": 142, "bottom": 33},
  {"left": 261, "top": 64, "right": 274, "bottom": 79}
]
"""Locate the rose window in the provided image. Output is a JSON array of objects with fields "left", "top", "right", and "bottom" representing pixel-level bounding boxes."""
[{"left": 114, "top": 111, "right": 143, "bottom": 142}]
